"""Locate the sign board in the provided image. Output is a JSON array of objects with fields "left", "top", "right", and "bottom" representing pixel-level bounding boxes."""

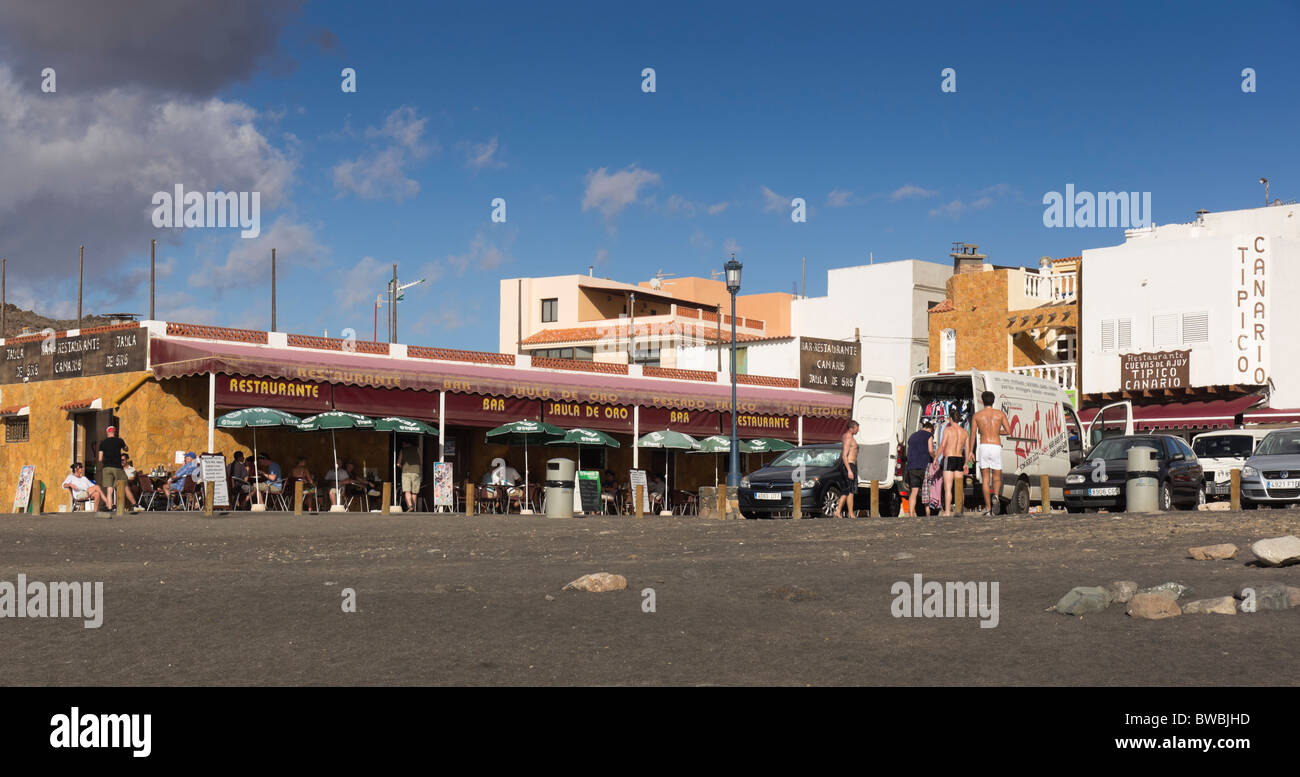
[
  {"left": 1233, "top": 234, "right": 1269, "bottom": 385},
  {"left": 4, "top": 327, "right": 147, "bottom": 385},
  {"left": 575, "top": 470, "right": 601, "bottom": 513},
  {"left": 799, "top": 336, "right": 861, "bottom": 393},
  {"left": 1120, "top": 349, "right": 1190, "bottom": 392},
  {"left": 216, "top": 374, "right": 331, "bottom": 413},
  {"left": 628, "top": 469, "right": 649, "bottom": 512},
  {"left": 12, "top": 465, "right": 34, "bottom": 512},
  {"left": 433, "top": 462, "right": 454, "bottom": 508},
  {"left": 198, "top": 454, "right": 229, "bottom": 506}
]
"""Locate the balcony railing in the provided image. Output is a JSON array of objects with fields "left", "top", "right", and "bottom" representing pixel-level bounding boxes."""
[
  {"left": 1024, "top": 271, "right": 1077, "bottom": 302},
  {"left": 1008, "top": 362, "right": 1076, "bottom": 391}
]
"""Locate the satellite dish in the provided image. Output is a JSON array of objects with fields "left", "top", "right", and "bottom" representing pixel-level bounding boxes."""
[{"left": 650, "top": 277, "right": 662, "bottom": 290}]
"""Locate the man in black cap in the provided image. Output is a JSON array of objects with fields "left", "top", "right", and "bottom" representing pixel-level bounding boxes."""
[{"left": 905, "top": 420, "right": 935, "bottom": 517}]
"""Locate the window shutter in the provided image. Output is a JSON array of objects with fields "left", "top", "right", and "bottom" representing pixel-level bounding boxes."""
[
  {"left": 1100, "top": 320, "right": 1115, "bottom": 351},
  {"left": 1182, "top": 311, "right": 1209, "bottom": 344},
  {"left": 1152, "top": 313, "right": 1179, "bottom": 349},
  {"left": 1117, "top": 318, "right": 1132, "bottom": 350}
]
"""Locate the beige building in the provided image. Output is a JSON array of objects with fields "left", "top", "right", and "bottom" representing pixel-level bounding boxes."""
[{"left": 499, "top": 274, "right": 790, "bottom": 368}]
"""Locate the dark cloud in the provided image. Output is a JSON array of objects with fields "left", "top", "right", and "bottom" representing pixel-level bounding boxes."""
[{"left": 0, "top": 0, "right": 306, "bottom": 96}]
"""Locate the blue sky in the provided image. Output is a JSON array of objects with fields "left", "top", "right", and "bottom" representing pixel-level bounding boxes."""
[{"left": 2, "top": 0, "right": 1297, "bottom": 349}]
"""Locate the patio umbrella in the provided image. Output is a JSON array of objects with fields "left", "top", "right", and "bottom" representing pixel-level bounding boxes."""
[
  {"left": 298, "top": 411, "right": 376, "bottom": 508},
  {"left": 636, "top": 430, "right": 699, "bottom": 512},
  {"left": 373, "top": 417, "right": 437, "bottom": 507},
  {"left": 692, "top": 434, "right": 754, "bottom": 486},
  {"left": 746, "top": 436, "right": 795, "bottom": 470},
  {"left": 215, "top": 407, "right": 302, "bottom": 506},
  {"left": 547, "top": 428, "right": 622, "bottom": 510},
  {"left": 485, "top": 420, "right": 565, "bottom": 510}
]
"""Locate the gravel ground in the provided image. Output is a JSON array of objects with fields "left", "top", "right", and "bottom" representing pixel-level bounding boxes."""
[{"left": 1, "top": 508, "right": 1296, "bottom": 686}]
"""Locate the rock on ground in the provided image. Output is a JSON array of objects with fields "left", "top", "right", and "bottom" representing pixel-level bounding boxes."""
[
  {"left": 1105, "top": 580, "right": 1138, "bottom": 604},
  {"left": 1187, "top": 543, "right": 1238, "bottom": 560},
  {"left": 1137, "top": 582, "right": 1193, "bottom": 600},
  {"left": 1251, "top": 535, "right": 1300, "bottom": 566},
  {"left": 1290, "top": 587, "right": 1300, "bottom": 608},
  {"left": 563, "top": 572, "right": 628, "bottom": 592},
  {"left": 1181, "top": 596, "right": 1237, "bottom": 615},
  {"left": 1055, "top": 586, "right": 1112, "bottom": 616},
  {"left": 1128, "top": 593, "right": 1182, "bottom": 619},
  {"left": 1235, "top": 582, "right": 1292, "bottom": 611}
]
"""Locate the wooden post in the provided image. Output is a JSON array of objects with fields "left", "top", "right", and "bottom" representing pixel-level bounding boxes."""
[
  {"left": 465, "top": 482, "right": 475, "bottom": 515},
  {"left": 635, "top": 485, "right": 644, "bottom": 518},
  {"left": 204, "top": 482, "right": 214, "bottom": 516},
  {"left": 869, "top": 480, "right": 880, "bottom": 518},
  {"left": 792, "top": 481, "right": 802, "bottom": 519},
  {"left": 1040, "top": 474, "right": 1051, "bottom": 514},
  {"left": 381, "top": 482, "right": 391, "bottom": 514},
  {"left": 294, "top": 480, "right": 303, "bottom": 515},
  {"left": 1230, "top": 469, "right": 1241, "bottom": 511},
  {"left": 115, "top": 491, "right": 125, "bottom": 518},
  {"left": 955, "top": 475, "right": 965, "bottom": 514},
  {"left": 717, "top": 485, "right": 726, "bottom": 519}
]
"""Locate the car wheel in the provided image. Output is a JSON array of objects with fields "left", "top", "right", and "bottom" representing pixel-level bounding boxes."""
[
  {"left": 1009, "top": 479, "right": 1031, "bottom": 514},
  {"left": 1241, "top": 498, "right": 1257, "bottom": 511},
  {"left": 1158, "top": 481, "right": 1173, "bottom": 511},
  {"left": 820, "top": 485, "right": 842, "bottom": 518}
]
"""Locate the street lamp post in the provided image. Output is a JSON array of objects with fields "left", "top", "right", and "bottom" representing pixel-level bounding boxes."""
[{"left": 725, "top": 254, "right": 743, "bottom": 490}]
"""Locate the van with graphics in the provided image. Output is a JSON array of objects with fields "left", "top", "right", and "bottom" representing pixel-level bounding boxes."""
[{"left": 849, "top": 370, "right": 1133, "bottom": 513}]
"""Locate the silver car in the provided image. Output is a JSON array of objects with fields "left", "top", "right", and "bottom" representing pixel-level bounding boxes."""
[{"left": 1240, "top": 428, "right": 1300, "bottom": 508}]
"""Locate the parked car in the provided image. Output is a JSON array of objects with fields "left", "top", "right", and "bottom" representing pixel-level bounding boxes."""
[
  {"left": 1240, "top": 428, "right": 1300, "bottom": 508},
  {"left": 738, "top": 444, "right": 889, "bottom": 518},
  {"left": 1192, "top": 429, "right": 1271, "bottom": 499},
  {"left": 1063, "top": 434, "right": 1204, "bottom": 512}
]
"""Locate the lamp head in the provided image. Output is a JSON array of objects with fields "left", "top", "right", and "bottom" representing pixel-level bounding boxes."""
[{"left": 724, "top": 254, "right": 743, "bottom": 294}]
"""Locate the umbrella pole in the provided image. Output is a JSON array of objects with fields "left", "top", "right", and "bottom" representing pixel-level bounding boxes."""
[
  {"left": 523, "top": 437, "right": 530, "bottom": 512},
  {"left": 254, "top": 427, "right": 262, "bottom": 506},
  {"left": 332, "top": 429, "right": 339, "bottom": 509},
  {"left": 392, "top": 431, "right": 397, "bottom": 508}
]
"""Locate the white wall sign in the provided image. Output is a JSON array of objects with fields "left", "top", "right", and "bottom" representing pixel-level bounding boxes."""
[{"left": 1233, "top": 235, "right": 1269, "bottom": 385}]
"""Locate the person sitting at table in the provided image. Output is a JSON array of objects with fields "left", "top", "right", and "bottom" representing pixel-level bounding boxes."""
[
  {"left": 166, "top": 452, "right": 200, "bottom": 496},
  {"left": 487, "top": 457, "right": 523, "bottom": 511},
  {"left": 112, "top": 455, "right": 140, "bottom": 511},
  {"left": 252, "top": 452, "right": 283, "bottom": 500},
  {"left": 649, "top": 473, "right": 667, "bottom": 511},
  {"left": 62, "top": 462, "right": 108, "bottom": 511},
  {"left": 601, "top": 469, "right": 620, "bottom": 514},
  {"left": 228, "top": 451, "right": 252, "bottom": 508},
  {"left": 289, "top": 456, "right": 319, "bottom": 509}
]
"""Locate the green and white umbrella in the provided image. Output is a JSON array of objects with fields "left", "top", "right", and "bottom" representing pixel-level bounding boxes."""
[
  {"left": 691, "top": 434, "right": 753, "bottom": 486},
  {"left": 373, "top": 417, "right": 437, "bottom": 507},
  {"left": 746, "top": 437, "right": 794, "bottom": 453},
  {"left": 216, "top": 407, "right": 302, "bottom": 505},
  {"left": 636, "top": 430, "right": 699, "bottom": 511},
  {"left": 298, "top": 411, "right": 376, "bottom": 505},
  {"left": 485, "top": 420, "right": 565, "bottom": 506}
]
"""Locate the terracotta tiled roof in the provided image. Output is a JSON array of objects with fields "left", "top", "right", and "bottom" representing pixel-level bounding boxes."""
[
  {"left": 643, "top": 366, "right": 716, "bottom": 382},
  {"left": 60, "top": 398, "right": 99, "bottom": 410},
  {"left": 929, "top": 299, "right": 955, "bottom": 313},
  {"left": 521, "top": 324, "right": 766, "bottom": 346},
  {"left": 408, "top": 346, "right": 516, "bottom": 365},
  {"left": 286, "top": 333, "right": 389, "bottom": 355},
  {"left": 0, "top": 405, "right": 26, "bottom": 415},
  {"left": 736, "top": 374, "right": 799, "bottom": 388},
  {"left": 531, "top": 356, "right": 629, "bottom": 375},
  {"left": 167, "top": 322, "right": 268, "bottom": 344}
]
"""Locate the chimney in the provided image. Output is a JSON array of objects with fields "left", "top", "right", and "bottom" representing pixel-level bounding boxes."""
[{"left": 950, "top": 242, "right": 987, "bottom": 275}]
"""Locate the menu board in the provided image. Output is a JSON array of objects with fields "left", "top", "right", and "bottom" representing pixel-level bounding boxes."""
[
  {"left": 12, "top": 465, "right": 34, "bottom": 512},
  {"left": 199, "top": 454, "right": 230, "bottom": 507},
  {"left": 576, "top": 470, "right": 601, "bottom": 513},
  {"left": 628, "top": 469, "right": 649, "bottom": 513},
  {"left": 4, "top": 327, "right": 147, "bottom": 384},
  {"left": 433, "top": 462, "right": 454, "bottom": 508}
]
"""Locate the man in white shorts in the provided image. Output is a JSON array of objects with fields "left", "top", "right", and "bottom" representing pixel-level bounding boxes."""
[
  {"left": 967, "top": 390, "right": 1011, "bottom": 515},
  {"left": 62, "top": 462, "right": 108, "bottom": 512}
]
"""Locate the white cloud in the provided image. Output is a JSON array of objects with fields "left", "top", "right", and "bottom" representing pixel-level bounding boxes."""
[
  {"left": 689, "top": 230, "right": 712, "bottom": 251},
  {"left": 582, "top": 165, "right": 661, "bottom": 223},
  {"left": 890, "top": 184, "right": 938, "bottom": 200},
  {"left": 334, "top": 106, "right": 433, "bottom": 201},
  {"left": 193, "top": 215, "right": 327, "bottom": 291},
  {"left": 444, "top": 230, "right": 515, "bottom": 276},
  {"left": 760, "top": 186, "right": 789, "bottom": 213},
  {"left": 723, "top": 237, "right": 742, "bottom": 255},
  {"left": 826, "top": 188, "right": 854, "bottom": 207},
  {"left": 460, "top": 136, "right": 504, "bottom": 170},
  {"left": 929, "top": 197, "right": 994, "bottom": 219},
  {"left": 706, "top": 202, "right": 729, "bottom": 215},
  {"left": 594, "top": 248, "right": 609, "bottom": 265}
]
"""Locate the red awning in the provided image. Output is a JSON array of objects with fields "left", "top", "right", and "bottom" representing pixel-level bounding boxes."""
[
  {"left": 1243, "top": 407, "right": 1300, "bottom": 425},
  {"left": 149, "top": 337, "right": 850, "bottom": 419},
  {"left": 1077, "top": 395, "right": 1263, "bottom": 431}
]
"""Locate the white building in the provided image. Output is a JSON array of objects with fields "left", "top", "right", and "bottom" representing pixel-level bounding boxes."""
[
  {"left": 679, "top": 260, "right": 952, "bottom": 400},
  {"left": 1080, "top": 202, "right": 1299, "bottom": 425}
]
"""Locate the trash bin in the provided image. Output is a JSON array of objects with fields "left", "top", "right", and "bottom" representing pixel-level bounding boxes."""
[
  {"left": 545, "top": 458, "right": 576, "bottom": 518},
  {"left": 1126, "top": 445, "right": 1159, "bottom": 512}
]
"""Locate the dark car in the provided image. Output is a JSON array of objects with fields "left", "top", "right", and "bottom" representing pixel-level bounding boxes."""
[
  {"left": 1063, "top": 434, "right": 1204, "bottom": 513},
  {"left": 738, "top": 444, "right": 853, "bottom": 518}
]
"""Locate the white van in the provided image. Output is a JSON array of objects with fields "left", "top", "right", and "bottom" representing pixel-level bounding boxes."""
[
  {"left": 850, "top": 370, "right": 1133, "bottom": 513},
  {"left": 1191, "top": 428, "right": 1271, "bottom": 499}
]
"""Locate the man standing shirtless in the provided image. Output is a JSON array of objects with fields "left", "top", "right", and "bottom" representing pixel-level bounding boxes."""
[
  {"left": 940, "top": 408, "right": 968, "bottom": 516},
  {"left": 835, "top": 420, "right": 859, "bottom": 518},
  {"left": 967, "top": 390, "right": 1012, "bottom": 515}
]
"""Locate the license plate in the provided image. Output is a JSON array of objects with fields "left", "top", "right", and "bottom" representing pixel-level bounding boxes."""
[
  {"left": 754, "top": 492, "right": 781, "bottom": 500},
  {"left": 1267, "top": 479, "right": 1300, "bottom": 489},
  {"left": 1089, "top": 487, "right": 1120, "bottom": 496}
]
